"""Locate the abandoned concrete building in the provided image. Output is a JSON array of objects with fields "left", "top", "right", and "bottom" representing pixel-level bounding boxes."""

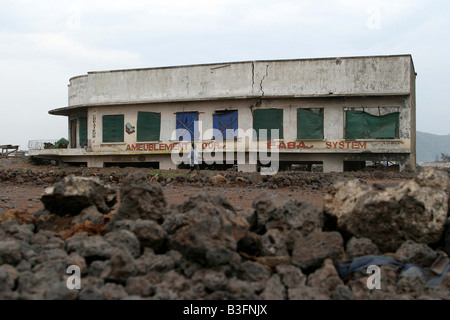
[{"left": 28, "top": 55, "right": 417, "bottom": 173}]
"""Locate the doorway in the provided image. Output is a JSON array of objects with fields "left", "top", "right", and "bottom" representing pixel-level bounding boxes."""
[{"left": 70, "top": 119, "right": 77, "bottom": 148}]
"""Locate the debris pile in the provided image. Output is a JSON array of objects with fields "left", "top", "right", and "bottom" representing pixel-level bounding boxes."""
[
  {"left": 0, "top": 169, "right": 449, "bottom": 300},
  {"left": 0, "top": 165, "right": 415, "bottom": 191}
]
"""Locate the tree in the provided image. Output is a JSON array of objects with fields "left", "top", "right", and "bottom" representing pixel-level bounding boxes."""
[{"left": 441, "top": 153, "right": 450, "bottom": 161}]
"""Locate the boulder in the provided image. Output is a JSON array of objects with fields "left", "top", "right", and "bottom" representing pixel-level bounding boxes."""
[
  {"left": 330, "top": 285, "right": 353, "bottom": 300},
  {"left": 260, "top": 274, "right": 286, "bottom": 300},
  {"left": 414, "top": 167, "right": 449, "bottom": 190},
  {"left": 292, "top": 231, "right": 345, "bottom": 270},
  {"left": 346, "top": 237, "right": 380, "bottom": 259},
  {"left": 396, "top": 266, "right": 426, "bottom": 297},
  {"left": 238, "top": 260, "right": 271, "bottom": 283},
  {"left": 265, "top": 200, "right": 323, "bottom": 251},
  {"left": 394, "top": 240, "right": 438, "bottom": 267},
  {"left": 0, "top": 265, "right": 19, "bottom": 292},
  {"left": 104, "top": 230, "right": 141, "bottom": 259},
  {"left": 210, "top": 174, "right": 227, "bottom": 184},
  {"left": 131, "top": 219, "right": 167, "bottom": 252},
  {"left": 1, "top": 220, "right": 34, "bottom": 243},
  {"left": 43, "top": 281, "right": 79, "bottom": 300},
  {"left": 99, "top": 283, "right": 128, "bottom": 300},
  {"left": 71, "top": 206, "right": 105, "bottom": 227},
  {"left": 78, "top": 277, "right": 106, "bottom": 300},
  {"left": 226, "top": 278, "right": 262, "bottom": 300},
  {"left": 66, "top": 235, "right": 114, "bottom": 262},
  {"left": 0, "top": 240, "right": 22, "bottom": 266},
  {"left": 324, "top": 168, "right": 448, "bottom": 252},
  {"left": 115, "top": 171, "right": 167, "bottom": 222},
  {"left": 307, "top": 259, "right": 345, "bottom": 296},
  {"left": 125, "top": 274, "right": 157, "bottom": 297},
  {"left": 191, "top": 269, "right": 228, "bottom": 292},
  {"left": 250, "top": 192, "right": 277, "bottom": 233},
  {"left": 66, "top": 253, "right": 87, "bottom": 275},
  {"left": 288, "top": 287, "right": 329, "bottom": 300},
  {"left": 105, "top": 246, "right": 139, "bottom": 284},
  {"left": 275, "top": 264, "right": 306, "bottom": 289},
  {"left": 40, "top": 176, "right": 117, "bottom": 216},
  {"left": 249, "top": 172, "right": 263, "bottom": 185},
  {"left": 163, "top": 192, "right": 249, "bottom": 267},
  {"left": 267, "top": 200, "right": 323, "bottom": 236}
]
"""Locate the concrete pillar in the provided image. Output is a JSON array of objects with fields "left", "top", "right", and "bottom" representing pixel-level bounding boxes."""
[
  {"left": 159, "top": 157, "right": 178, "bottom": 170},
  {"left": 87, "top": 157, "right": 104, "bottom": 168},
  {"left": 238, "top": 163, "right": 258, "bottom": 173},
  {"left": 323, "top": 154, "right": 345, "bottom": 173},
  {"left": 237, "top": 152, "right": 258, "bottom": 173}
]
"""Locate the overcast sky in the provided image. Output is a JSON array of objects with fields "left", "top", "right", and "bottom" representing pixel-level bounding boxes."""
[{"left": 1, "top": 0, "right": 449, "bottom": 150}]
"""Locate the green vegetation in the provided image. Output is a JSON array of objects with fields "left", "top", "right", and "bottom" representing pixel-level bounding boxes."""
[{"left": 441, "top": 153, "right": 450, "bottom": 161}]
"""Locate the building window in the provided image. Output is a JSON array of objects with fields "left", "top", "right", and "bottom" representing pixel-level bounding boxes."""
[
  {"left": 79, "top": 117, "right": 88, "bottom": 147},
  {"left": 137, "top": 112, "right": 161, "bottom": 142},
  {"left": 103, "top": 115, "right": 124, "bottom": 143},
  {"left": 176, "top": 112, "right": 199, "bottom": 141},
  {"left": 213, "top": 110, "right": 238, "bottom": 140},
  {"left": 253, "top": 109, "right": 284, "bottom": 140},
  {"left": 345, "top": 110, "right": 399, "bottom": 139},
  {"left": 297, "top": 108, "right": 324, "bottom": 140}
]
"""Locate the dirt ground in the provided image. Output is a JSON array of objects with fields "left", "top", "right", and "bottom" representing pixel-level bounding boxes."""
[
  {"left": 0, "top": 156, "right": 412, "bottom": 215},
  {"left": 1, "top": 182, "right": 326, "bottom": 214}
]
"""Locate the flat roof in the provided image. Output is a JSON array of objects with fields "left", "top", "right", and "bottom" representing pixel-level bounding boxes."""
[
  {"left": 69, "top": 54, "right": 415, "bottom": 81},
  {"left": 52, "top": 54, "right": 415, "bottom": 116}
]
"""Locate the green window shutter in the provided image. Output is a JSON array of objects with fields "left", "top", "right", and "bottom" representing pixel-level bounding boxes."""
[
  {"left": 137, "top": 112, "right": 161, "bottom": 142},
  {"left": 79, "top": 117, "right": 88, "bottom": 147},
  {"left": 103, "top": 115, "right": 124, "bottom": 143},
  {"left": 345, "top": 111, "right": 399, "bottom": 139},
  {"left": 297, "top": 109, "right": 324, "bottom": 139},
  {"left": 253, "top": 109, "right": 284, "bottom": 140}
]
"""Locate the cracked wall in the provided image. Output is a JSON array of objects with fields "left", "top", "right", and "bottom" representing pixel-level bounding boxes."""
[{"left": 67, "top": 56, "right": 413, "bottom": 108}]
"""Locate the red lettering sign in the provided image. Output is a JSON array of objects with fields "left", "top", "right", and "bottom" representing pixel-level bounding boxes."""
[{"left": 325, "top": 141, "right": 367, "bottom": 149}]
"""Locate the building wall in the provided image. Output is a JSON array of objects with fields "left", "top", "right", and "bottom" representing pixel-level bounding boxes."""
[
  {"left": 38, "top": 55, "right": 416, "bottom": 172},
  {"left": 82, "top": 96, "right": 411, "bottom": 158},
  {"left": 67, "top": 56, "right": 413, "bottom": 107},
  {"left": 409, "top": 63, "right": 417, "bottom": 170}
]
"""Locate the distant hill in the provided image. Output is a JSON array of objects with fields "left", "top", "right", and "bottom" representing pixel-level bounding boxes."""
[{"left": 416, "top": 131, "right": 450, "bottom": 163}]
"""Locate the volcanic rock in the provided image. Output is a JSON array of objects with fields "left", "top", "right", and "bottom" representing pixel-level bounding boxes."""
[
  {"left": 324, "top": 168, "right": 448, "bottom": 252},
  {"left": 346, "top": 237, "right": 380, "bottom": 259},
  {"left": 115, "top": 171, "right": 167, "bottom": 222},
  {"left": 394, "top": 240, "right": 438, "bottom": 266},
  {"left": 292, "top": 231, "right": 345, "bottom": 270},
  {"left": 40, "top": 176, "right": 117, "bottom": 216},
  {"left": 163, "top": 192, "right": 249, "bottom": 267}
]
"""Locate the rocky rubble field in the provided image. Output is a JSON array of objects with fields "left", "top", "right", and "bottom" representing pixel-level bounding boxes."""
[
  {"left": 0, "top": 159, "right": 415, "bottom": 190},
  {"left": 0, "top": 167, "right": 449, "bottom": 300}
]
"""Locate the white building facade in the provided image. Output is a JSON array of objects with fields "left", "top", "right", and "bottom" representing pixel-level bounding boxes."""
[{"left": 29, "top": 55, "right": 417, "bottom": 173}]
